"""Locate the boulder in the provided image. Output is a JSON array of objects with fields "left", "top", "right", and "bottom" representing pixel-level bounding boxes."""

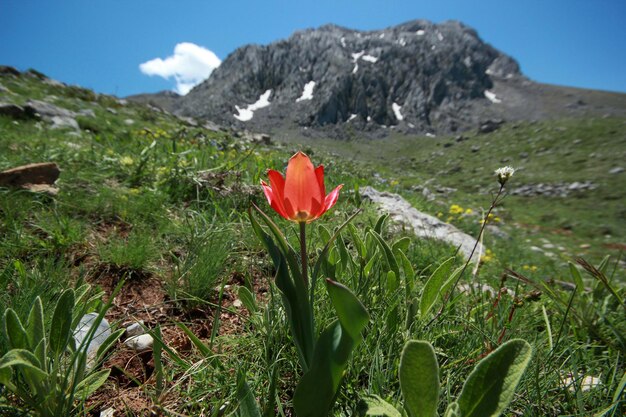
[
  {"left": 0, "top": 162, "right": 60, "bottom": 195},
  {"left": 361, "top": 186, "right": 484, "bottom": 262}
]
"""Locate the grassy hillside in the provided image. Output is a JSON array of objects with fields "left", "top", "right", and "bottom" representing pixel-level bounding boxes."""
[{"left": 0, "top": 71, "right": 624, "bottom": 416}]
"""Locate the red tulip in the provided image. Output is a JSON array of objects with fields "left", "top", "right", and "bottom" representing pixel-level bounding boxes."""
[{"left": 261, "top": 151, "right": 343, "bottom": 223}]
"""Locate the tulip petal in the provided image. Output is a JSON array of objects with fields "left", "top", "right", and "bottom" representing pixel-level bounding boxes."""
[
  {"left": 268, "top": 169, "right": 291, "bottom": 218},
  {"left": 315, "top": 165, "right": 326, "bottom": 197},
  {"left": 261, "top": 180, "right": 290, "bottom": 220},
  {"left": 284, "top": 152, "right": 323, "bottom": 220},
  {"left": 323, "top": 184, "right": 343, "bottom": 213}
]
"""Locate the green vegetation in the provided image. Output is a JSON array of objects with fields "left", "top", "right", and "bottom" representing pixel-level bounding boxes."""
[{"left": 0, "top": 72, "right": 624, "bottom": 416}]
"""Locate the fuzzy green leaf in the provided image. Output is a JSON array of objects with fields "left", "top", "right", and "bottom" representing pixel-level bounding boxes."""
[
  {"left": 75, "top": 369, "right": 110, "bottom": 400},
  {"left": 3, "top": 309, "right": 28, "bottom": 350},
  {"left": 237, "top": 373, "right": 262, "bottom": 417},
  {"left": 50, "top": 289, "right": 75, "bottom": 356},
  {"left": 400, "top": 340, "right": 440, "bottom": 417},
  {"left": 26, "top": 297, "right": 45, "bottom": 350},
  {"left": 0, "top": 349, "right": 47, "bottom": 382},
  {"left": 457, "top": 339, "right": 532, "bottom": 417},
  {"left": 360, "top": 394, "right": 402, "bottom": 417}
]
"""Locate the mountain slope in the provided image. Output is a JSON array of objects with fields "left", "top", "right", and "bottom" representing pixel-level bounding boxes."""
[{"left": 129, "top": 19, "right": 626, "bottom": 136}]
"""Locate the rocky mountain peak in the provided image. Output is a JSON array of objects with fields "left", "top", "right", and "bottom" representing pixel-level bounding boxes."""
[{"left": 172, "top": 20, "right": 525, "bottom": 135}]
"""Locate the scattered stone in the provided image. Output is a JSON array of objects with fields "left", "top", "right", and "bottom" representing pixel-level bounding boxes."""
[
  {"left": 0, "top": 162, "right": 60, "bottom": 194},
  {"left": 443, "top": 142, "right": 453, "bottom": 148},
  {"left": 233, "top": 299, "right": 243, "bottom": 308},
  {"left": 106, "top": 107, "right": 118, "bottom": 115},
  {"left": 519, "top": 152, "right": 529, "bottom": 159},
  {"left": 0, "top": 102, "right": 35, "bottom": 119},
  {"left": 478, "top": 119, "right": 504, "bottom": 134},
  {"left": 0, "top": 83, "right": 9, "bottom": 93},
  {"left": 100, "top": 408, "right": 116, "bottom": 417},
  {"left": 542, "top": 243, "right": 555, "bottom": 249},
  {"left": 510, "top": 181, "right": 596, "bottom": 197},
  {"left": 23, "top": 99, "right": 79, "bottom": 130},
  {"left": 124, "top": 334, "right": 153, "bottom": 351},
  {"left": 471, "top": 145, "right": 480, "bottom": 153},
  {"left": 42, "top": 78, "right": 65, "bottom": 88},
  {"left": 454, "top": 135, "right": 467, "bottom": 142},
  {"left": 361, "top": 186, "right": 484, "bottom": 262},
  {"left": 50, "top": 115, "right": 79, "bottom": 130},
  {"left": 579, "top": 243, "right": 591, "bottom": 249},
  {"left": 125, "top": 321, "right": 145, "bottom": 338},
  {"left": 78, "top": 108, "right": 96, "bottom": 118},
  {"left": 609, "top": 167, "right": 624, "bottom": 175},
  {"left": 123, "top": 119, "right": 135, "bottom": 125}
]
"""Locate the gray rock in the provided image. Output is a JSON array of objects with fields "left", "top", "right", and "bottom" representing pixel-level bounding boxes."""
[
  {"left": 51, "top": 115, "right": 79, "bottom": 130},
  {"left": 78, "top": 109, "right": 96, "bottom": 118},
  {"left": 361, "top": 186, "right": 484, "bottom": 262},
  {"left": 0, "top": 103, "right": 35, "bottom": 119},
  {"left": 609, "top": 167, "right": 624, "bottom": 174},
  {"left": 123, "top": 119, "right": 135, "bottom": 125},
  {"left": 73, "top": 313, "right": 111, "bottom": 362},
  {"left": 125, "top": 321, "right": 145, "bottom": 338},
  {"left": 124, "top": 334, "right": 153, "bottom": 351}
]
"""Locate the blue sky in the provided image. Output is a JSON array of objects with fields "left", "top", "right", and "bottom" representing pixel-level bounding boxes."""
[{"left": 1, "top": 0, "right": 625, "bottom": 96}]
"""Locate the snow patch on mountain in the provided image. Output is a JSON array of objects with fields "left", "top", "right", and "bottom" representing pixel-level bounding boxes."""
[{"left": 233, "top": 89, "right": 272, "bottom": 121}]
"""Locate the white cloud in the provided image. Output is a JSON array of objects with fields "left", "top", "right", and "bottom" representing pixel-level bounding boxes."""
[{"left": 139, "top": 42, "right": 221, "bottom": 95}]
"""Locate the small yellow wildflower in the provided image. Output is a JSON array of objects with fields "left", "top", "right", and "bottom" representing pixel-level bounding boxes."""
[
  {"left": 465, "top": 208, "right": 473, "bottom": 215},
  {"left": 437, "top": 212, "right": 443, "bottom": 218},
  {"left": 390, "top": 179, "right": 399, "bottom": 186},
  {"left": 120, "top": 156, "right": 134, "bottom": 166},
  {"left": 494, "top": 216, "right": 501, "bottom": 223},
  {"left": 449, "top": 204, "right": 464, "bottom": 215}
]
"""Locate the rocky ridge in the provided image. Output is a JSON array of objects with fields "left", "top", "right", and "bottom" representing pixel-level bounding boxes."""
[{"left": 173, "top": 20, "right": 523, "bottom": 135}]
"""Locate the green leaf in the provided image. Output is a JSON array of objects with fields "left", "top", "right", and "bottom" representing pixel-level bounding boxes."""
[
  {"left": 75, "top": 369, "right": 110, "bottom": 400},
  {"left": 374, "top": 213, "right": 388, "bottom": 235},
  {"left": 457, "top": 339, "right": 532, "bottom": 417},
  {"left": 238, "top": 286, "right": 257, "bottom": 314},
  {"left": 294, "top": 281, "right": 368, "bottom": 417},
  {"left": 397, "top": 250, "right": 415, "bottom": 295},
  {"left": 26, "top": 297, "right": 45, "bottom": 350},
  {"left": 3, "top": 309, "right": 28, "bottom": 350},
  {"left": 370, "top": 230, "right": 401, "bottom": 287},
  {"left": 249, "top": 206, "right": 313, "bottom": 369},
  {"left": 568, "top": 263, "right": 585, "bottom": 292},
  {"left": 0, "top": 349, "right": 47, "bottom": 381},
  {"left": 326, "top": 279, "right": 369, "bottom": 340},
  {"left": 359, "top": 394, "right": 402, "bottom": 417},
  {"left": 444, "top": 402, "right": 461, "bottom": 417},
  {"left": 348, "top": 223, "right": 366, "bottom": 259},
  {"left": 236, "top": 372, "right": 262, "bottom": 417},
  {"left": 419, "top": 258, "right": 455, "bottom": 318},
  {"left": 293, "top": 322, "right": 355, "bottom": 417},
  {"left": 318, "top": 224, "right": 332, "bottom": 246},
  {"left": 392, "top": 237, "right": 411, "bottom": 256},
  {"left": 49, "top": 289, "right": 75, "bottom": 356},
  {"left": 176, "top": 321, "right": 211, "bottom": 357},
  {"left": 400, "top": 340, "right": 440, "bottom": 417},
  {"left": 96, "top": 329, "right": 125, "bottom": 363}
]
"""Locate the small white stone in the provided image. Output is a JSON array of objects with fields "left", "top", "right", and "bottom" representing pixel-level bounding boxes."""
[
  {"left": 233, "top": 299, "right": 243, "bottom": 308},
  {"left": 124, "top": 334, "right": 153, "bottom": 351},
  {"left": 100, "top": 407, "right": 116, "bottom": 417}
]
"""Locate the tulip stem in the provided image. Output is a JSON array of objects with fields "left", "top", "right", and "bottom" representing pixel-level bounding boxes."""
[{"left": 300, "top": 221, "right": 308, "bottom": 288}]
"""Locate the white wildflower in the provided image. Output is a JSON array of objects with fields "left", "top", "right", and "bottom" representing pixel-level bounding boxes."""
[{"left": 495, "top": 166, "right": 515, "bottom": 185}]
